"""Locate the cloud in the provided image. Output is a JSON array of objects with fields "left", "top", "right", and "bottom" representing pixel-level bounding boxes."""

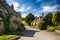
[
  {"left": 6, "top": 0, "right": 19, "bottom": 11},
  {"left": 13, "top": 2, "right": 19, "bottom": 10},
  {"left": 22, "top": 13, "right": 28, "bottom": 17},
  {"left": 26, "top": 7, "right": 31, "bottom": 11},
  {"left": 42, "top": 6, "right": 57, "bottom": 12},
  {"left": 36, "top": 0, "right": 43, "bottom": 2},
  {"left": 38, "top": 5, "right": 57, "bottom": 13},
  {"left": 33, "top": 9, "right": 37, "bottom": 11},
  {"left": 17, "top": 5, "right": 31, "bottom": 12},
  {"left": 6, "top": 0, "right": 31, "bottom": 12}
]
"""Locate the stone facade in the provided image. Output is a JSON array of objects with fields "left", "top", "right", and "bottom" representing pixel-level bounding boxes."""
[
  {"left": 31, "top": 13, "right": 44, "bottom": 28},
  {"left": 0, "top": 0, "right": 22, "bottom": 31}
]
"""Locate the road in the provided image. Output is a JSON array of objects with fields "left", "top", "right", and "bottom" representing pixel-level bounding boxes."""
[{"left": 18, "top": 26, "right": 60, "bottom": 40}]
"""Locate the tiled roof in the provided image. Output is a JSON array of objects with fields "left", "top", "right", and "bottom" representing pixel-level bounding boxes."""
[{"left": 0, "top": 1, "right": 17, "bottom": 15}]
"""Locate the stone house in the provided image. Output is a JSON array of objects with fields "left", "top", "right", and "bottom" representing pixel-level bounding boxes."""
[
  {"left": 0, "top": 0, "right": 22, "bottom": 31},
  {"left": 31, "top": 13, "right": 44, "bottom": 28}
]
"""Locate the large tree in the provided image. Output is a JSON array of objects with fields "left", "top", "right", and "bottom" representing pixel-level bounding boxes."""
[
  {"left": 52, "top": 10, "right": 60, "bottom": 26},
  {"left": 25, "top": 13, "right": 35, "bottom": 26},
  {"left": 38, "top": 12, "right": 53, "bottom": 30},
  {"left": 43, "top": 12, "right": 53, "bottom": 25}
]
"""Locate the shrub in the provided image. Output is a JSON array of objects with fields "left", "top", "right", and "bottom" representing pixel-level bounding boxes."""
[
  {"left": 20, "top": 23, "right": 25, "bottom": 32},
  {"left": 47, "top": 26, "right": 55, "bottom": 32},
  {"left": 38, "top": 21, "right": 47, "bottom": 30},
  {"left": 52, "top": 11, "right": 60, "bottom": 26},
  {"left": 9, "top": 23, "right": 25, "bottom": 35},
  {"left": 56, "top": 26, "right": 60, "bottom": 30},
  {"left": 16, "top": 23, "right": 25, "bottom": 35}
]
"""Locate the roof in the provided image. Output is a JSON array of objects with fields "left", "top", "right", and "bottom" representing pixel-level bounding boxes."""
[{"left": 0, "top": 1, "right": 17, "bottom": 15}]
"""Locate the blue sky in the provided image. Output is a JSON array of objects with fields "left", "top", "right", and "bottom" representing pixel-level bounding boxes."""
[{"left": 6, "top": 0, "right": 60, "bottom": 17}]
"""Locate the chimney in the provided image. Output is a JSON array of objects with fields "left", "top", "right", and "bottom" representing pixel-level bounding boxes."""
[
  {"left": 42, "top": 13, "right": 44, "bottom": 17},
  {"left": 11, "top": 5, "right": 14, "bottom": 9}
]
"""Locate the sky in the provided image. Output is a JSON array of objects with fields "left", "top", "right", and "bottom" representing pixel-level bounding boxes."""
[{"left": 6, "top": 0, "right": 60, "bottom": 17}]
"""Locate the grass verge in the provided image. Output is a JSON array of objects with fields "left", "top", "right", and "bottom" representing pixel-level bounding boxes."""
[{"left": 0, "top": 35, "right": 14, "bottom": 40}]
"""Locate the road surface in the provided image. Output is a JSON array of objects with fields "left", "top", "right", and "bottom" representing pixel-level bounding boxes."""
[{"left": 18, "top": 26, "right": 60, "bottom": 40}]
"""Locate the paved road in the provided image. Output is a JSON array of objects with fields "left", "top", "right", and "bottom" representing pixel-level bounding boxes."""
[{"left": 18, "top": 26, "right": 60, "bottom": 40}]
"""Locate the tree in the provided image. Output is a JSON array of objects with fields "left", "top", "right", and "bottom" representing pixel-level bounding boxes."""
[
  {"left": 52, "top": 10, "right": 60, "bottom": 26},
  {"left": 38, "top": 12, "right": 53, "bottom": 30},
  {"left": 25, "top": 13, "right": 35, "bottom": 26},
  {"left": 43, "top": 12, "right": 53, "bottom": 25}
]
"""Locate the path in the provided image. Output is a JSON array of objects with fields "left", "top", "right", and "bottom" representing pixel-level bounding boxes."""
[{"left": 18, "top": 26, "right": 60, "bottom": 40}]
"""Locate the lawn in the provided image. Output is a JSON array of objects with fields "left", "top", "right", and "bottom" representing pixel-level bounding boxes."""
[
  {"left": 0, "top": 35, "right": 14, "bottom": 40},
  {"left": 22, "top": 21, "right": 29, "bottom": 26}
]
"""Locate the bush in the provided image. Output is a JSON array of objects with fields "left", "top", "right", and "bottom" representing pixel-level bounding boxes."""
[
  {"left": 56, "top": 26, "right": 60, "bottom": 30},
  {"left": 52, "top": 11, "right": 60, "bottom": 26},
  {"left": 16, "top": 23, "right": 25, "bottom": 32},
  {"left": 9, "top": 23, "right": 25, "bottom": 35},
  {"left": 38, "top": 21, "right": 47, "bottom": 30},
  {"left": 16, "top": 23, "right": 25, "bottom": 35},
  {"left": 47, "top": 26, "right": 55, "bottom": 32}
]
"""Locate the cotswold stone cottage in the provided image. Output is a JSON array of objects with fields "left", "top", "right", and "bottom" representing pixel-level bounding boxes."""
[
  {"left": 31, "top": 13, "right": 44, "bottom": 28},
  {"left": 0, "top": 0, "right": 22, "bottom": 31}
]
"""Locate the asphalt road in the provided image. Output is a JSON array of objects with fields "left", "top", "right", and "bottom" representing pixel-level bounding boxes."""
[{"left": 18, "top": 26, "right": 60, "bottom": 40}]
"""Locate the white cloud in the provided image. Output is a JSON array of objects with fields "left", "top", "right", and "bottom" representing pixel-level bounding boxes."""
[
  {"left": 38, "top": 5, "right": 57, "bottom": 13},
  {"left": 18, "top": 5, "right": 25, "bottom": 12},
  {"left": 26, "top": 7, "right": 31, "bottom": 11},
  {"left": 6, "top": 0, "right": 31, "bottom": 12},
  {"left": 22, "top": 14, "right": 28, "bottom": 18},
  {"left": 42, "top": 6, "right": 57, "bottom": 12},
  {"left": 6, "top": 0, "right": 19, "bottom": 10},
  {"left": 33, "top": 9, "right": 37, "bottom": 11},
  {"left": 17, "top": 5, "right": 31, "bottom": 12},
  {"left": 13, "top": 2, "right": 19, "bottom": 10}
]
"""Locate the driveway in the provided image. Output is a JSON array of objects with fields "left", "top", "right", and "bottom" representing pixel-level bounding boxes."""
[{"left": 18, "top": 26, "right": 60, "bottom": 40}]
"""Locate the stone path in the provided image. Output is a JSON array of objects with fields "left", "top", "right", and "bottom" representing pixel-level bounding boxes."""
[{"left": 18, "top": 26, "right": 60, "bottom": 40}]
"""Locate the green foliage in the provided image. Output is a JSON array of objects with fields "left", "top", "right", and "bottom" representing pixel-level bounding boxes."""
[
  {"left": 38, "top": 21, "right": 47, "bottom": 30},
  {"left": 52, "top": 11, "right": 60, "bottom": 26},
  {"left": 9, "top": 23, "right": 25, "bottom": 35},
  {"left": 43, "top": 12, "right": 53, "bottom": 25},
  {"left": 38, "top": 12, "right": 53, "bottom": 30},
  {"left": 19, "top": 23, "right": 25, "bottom": 32},
  {"left": 47, "top": 26, "right": 55, "bottom": 31},
  {"left": 3, "top": 14, "right": 10, "bottom": 33},
  {"left": 0, "top": 35, "right": 14, "bottom": 40},
  {"left": 56, "top": 26, "right": 60, "bottom": 30},
  {"left": 22, "top": 21, "right": 29, "bottom": 26},
  {"left": 25, "top": 13, "right": 35, "bottom": 26}
]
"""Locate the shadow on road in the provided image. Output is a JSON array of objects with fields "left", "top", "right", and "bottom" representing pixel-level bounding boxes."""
[{"left": 22, "top": 30, "right": 39, "bottom": 37}]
